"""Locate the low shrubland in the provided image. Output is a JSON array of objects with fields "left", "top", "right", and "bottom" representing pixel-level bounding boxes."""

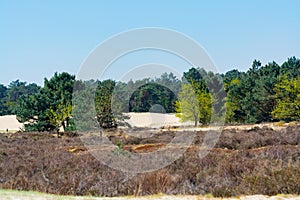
[{"left": 0, "top": 125, "right": 300, "bottom": 197}]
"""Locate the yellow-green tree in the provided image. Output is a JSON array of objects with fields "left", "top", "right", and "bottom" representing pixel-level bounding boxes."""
[
  {"left": 47, "top": 102, "right": 72, "bottom": 132},
  {"left": 272, "top": 75, "right": 300, "bottom": 121},
  {"left": 175, "top": 83, "right": 212, "bottom": 126},
  {"left": 224, "top": 78, "right": 243, "bottom": 123}
]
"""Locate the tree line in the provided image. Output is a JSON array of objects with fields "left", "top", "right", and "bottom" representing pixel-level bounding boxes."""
[
  {"left": 224, "top": 57, "right": 300, "bottom": 123},
  {"left": 0, "top": 56, "right": 299, "bottom": 131}
]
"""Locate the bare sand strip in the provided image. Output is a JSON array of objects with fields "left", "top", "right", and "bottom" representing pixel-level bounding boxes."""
[
  {"left": 0, "top": 113, "right": 181, "bottom": 132},
  {"left": 125, "top": 112, "right": 193, "bottom": 128},
  {"left": 0, "top": 113, "right": 292, "bottom": 133},
  {"left": 0, "top": 115, "right": 23, "bottom": 132}
]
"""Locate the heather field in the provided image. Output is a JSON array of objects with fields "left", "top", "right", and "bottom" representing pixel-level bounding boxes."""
[{"left": 0, "top": 124, "right": 300, "bottom": 198}]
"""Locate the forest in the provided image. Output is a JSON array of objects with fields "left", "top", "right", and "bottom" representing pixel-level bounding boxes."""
[{"left": 0, "top": 56, "right": 299, "bottom": 131}]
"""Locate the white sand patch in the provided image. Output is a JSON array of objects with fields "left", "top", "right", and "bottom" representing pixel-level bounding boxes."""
[
  {"left": 0, "top": 115, "right": 24, "bottom": 132},
  {"left": 0, "top": 114, "right": 290, "bottom": 133},
  {"left": 125, "top": 112, "right": 193, "bottom": 128}
]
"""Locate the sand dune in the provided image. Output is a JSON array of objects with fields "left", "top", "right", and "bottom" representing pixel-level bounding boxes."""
[
  {"left": 125, "top": 112, "right": 190, "bottom": 128},
  {"left": 0, "top": 115, "right": 23, "bottom": 132},
  {"left": 0, "top": 113, "right": 187, "bottom": 132},
  {"left": 0, "top": 113, "right": 290, "bottom": 133}
]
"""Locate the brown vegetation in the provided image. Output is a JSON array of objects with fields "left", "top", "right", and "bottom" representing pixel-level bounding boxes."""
[{"left": 0, "top": 125, "right": 300, "bottom": 197}]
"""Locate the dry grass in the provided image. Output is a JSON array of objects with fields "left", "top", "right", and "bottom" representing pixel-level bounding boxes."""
[{"left": 0, "top": 125, "right": 300, "bottom": 197}]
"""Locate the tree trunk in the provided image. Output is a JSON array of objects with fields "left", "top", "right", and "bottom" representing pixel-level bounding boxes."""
[
  {"left": 62, "top": 121, "right": 66, "bottom": 132},
  {"left": 194, "top": 114, "right": 198, "bottom": 127}
]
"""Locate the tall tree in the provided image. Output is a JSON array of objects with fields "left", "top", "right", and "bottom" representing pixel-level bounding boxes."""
[
  {"left": 95, "top": 80, "right": 129, "bottom": 129},
  {"left": 254, "top": 61, "right": 280, "bottom": 122},
  {"left": 240, "top": 60, "right": 262, "bottom": 123},
  {"left": 272, "top": 75, "right": 300, "bottom": 121},
  {"left": 17, "top": 72, "right": 75, "bottom": 131},
  {"left": 280, "top": 56, "right": 300, "bottom": 78},
  {"left": 0, "top": 84, "right": 8, "bottom": 115},
  {"left": 43, "top": 72, "right": 75, "bottom": 131},
  {"left": 224, "top": 77, "right": 245, "bottom": 123},
  {"left": 72, "top": 80, "right": 99, "bottom": 131},
  {"left": 129, "top": 83, "right": 177, "bottom": 113},
  {"left": 175, "top": 82, "right": 212, "bottom": 126},
  {"left": 6, "top": 80, "right": 40, "bottom": 114},
  {"left": 183, "top": 67, "right": 208, "bottom": 92},
  {"left": 95, "top": 80, "right": 117, "bottom": 128}
]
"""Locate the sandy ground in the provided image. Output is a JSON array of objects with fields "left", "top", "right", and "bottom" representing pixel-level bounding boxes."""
[
  {"left": 125, "top": 112, "right": 193, "bottom": 128},
  {"left": 0, "top": 113, "right": 292, "bottom": 133},
  {"left": 0, "top": 115, "right": 23, "bottom": 132},
  {"left": 0, "top": 113, "right": 184, "bottom": 132}
]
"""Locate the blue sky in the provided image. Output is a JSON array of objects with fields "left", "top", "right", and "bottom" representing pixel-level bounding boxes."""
[{"left": 1, "top": 0, "right": 299, "bottom": 86}]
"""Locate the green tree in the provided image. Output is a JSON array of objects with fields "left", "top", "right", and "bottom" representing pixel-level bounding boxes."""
[
  {"left": 272, "top": 75, "right": 300, "bottom": 121},
  {"left": 43, "top": 72, "right": 75, "bottom": 131},
  {"left": 175, "top": 82, "right": 212, "bottom": 126},
  {"left": 254, "top": 61, "right": 280, "bottom": 122},
  {"left": 224, "top": 77, "right": 245, "bottom": 123},
  {"left": 72, "top": 80, "right": 99, "bottom": 131},
  {"left": 203, "top": 71, "right": 226, "bottom": 123},
  {"left": 156, "top": 72, "right": 181, "bottom": 95},
  {"left": 280, "top": 56, "right": 300, "bottom": 78},
  {"left": 129, "top": 83, "right": 177, "bottom": 113},
  {"left": 47, "top": 102, "right": 72, "bottom": 131},
  {"left": 0, "top": 84, "right": 8, "bottom": 115},
  {"left": 95, "top": 80, "right": 117, "bottom": 128},
  {"left": 223, "top": 69, "right": 244, "bottom": 91},
  {"left": 224, "top": 60, "right": 277, "bottom": 123},
  {"left": 183, "top": 67, "right": 208, "bottom": 92},
  {"left": 95, "top": 80, "right": 129, "bottom": 129},
  {"left": 183, "top": 67, "right": 203, "bottom": 84},
  {"left": 240, "top": 60, "right": 262, "bottom": 123},
  {"left": 17, "top": 92, "right": 55, "bottom": 131},
  {"left": 114, "top": 73, "right": 181, "bottom": 113},
  {"left": 5, "top": 80, "right": 40, "bottom": 115},
  {"left": 17, "top": 72, "right": 75, "bottom": 131}
]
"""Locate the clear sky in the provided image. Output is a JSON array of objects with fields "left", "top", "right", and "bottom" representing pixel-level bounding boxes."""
[{"left": 1, "top": 0, "right": 299, "bottom": 86}]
